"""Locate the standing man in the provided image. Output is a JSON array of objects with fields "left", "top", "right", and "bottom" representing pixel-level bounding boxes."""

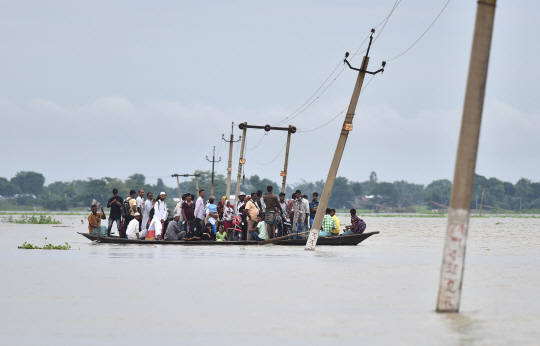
[
  {"left": 136, "top": 189, "right": 145, "bottom": 233},
  {"left": 256, "top": 190, "right": 264, "bottom": 210},
  {"left": 302, "top": 194, "right": 310, "bottom": 233},
  {"left": 263, "top": 185, "right": 282, "bottom": 239},
  {"left": 106, "top": 189, "right": 123, "bottom": 237},
  {"left": 289, "top": 192, "right": 305, "bottom": 239},
  {"left": 194, "top": 189, "right": 206, "bottom": 228},
  {"left": 142, "top": 192, "right": 154, "bottom": 233},
  {"left": 235, "top": 191, "right": 246, "bottom": 215},
  {"left": 330, "top": 209, "right": 341, "bottom": 236},
  {"left": 309, "top": 192, "right": 319, "bottom": 228},
  {"left": 182, "top": 193, "right": 195, "bottom": 232},
  {"left": 279, "top": 192, "right": 288, "bottom": 218},
  {"left": 88, "top": 205, "right": 107, "bottom": 238},
  {"left": 245, "top": 192, "right": 260, "bottom": 241},
  {"left": 174, "top": 194, "right": 186, "bottom": 226},
  {"left": 149, "top": 192, "right": 168, "bottom": 240},
  {"left": 121, "top": 190, "right": 137, "bottom": 239}
]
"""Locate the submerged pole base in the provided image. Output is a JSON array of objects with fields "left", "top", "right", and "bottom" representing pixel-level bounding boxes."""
[
  {"left": 436, "top": 208, "right": 470, "bottom": 313},
  {"left": 304, "top": 229, "right": 320, "bottom": 251}
]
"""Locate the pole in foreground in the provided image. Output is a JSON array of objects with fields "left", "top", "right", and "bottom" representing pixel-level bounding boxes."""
[
  {"left": 235, "top": 122, "right": 248, "bottom": 200},
  {"left": 305, "top": 29, "right": 385, "bottom": 251},
  {"left": 223, "top": 122, "right": 241, "bottom": 200},
  {"left": 206, "top": 146, "right": 221, "bottom": 197},
  {"left": 436, "top": 0, "right": 496, "bottom": 313}
]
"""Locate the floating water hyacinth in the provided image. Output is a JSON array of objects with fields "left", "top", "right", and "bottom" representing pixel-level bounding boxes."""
[{"left": 2, "top": 214, "right": 62, "bottom": 224}]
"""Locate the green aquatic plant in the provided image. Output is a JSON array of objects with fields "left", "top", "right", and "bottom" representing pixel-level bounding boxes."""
[
  {"left": 18, "top": 241, "right": 71, "bottom": 250},
  {"left": 2, "top": 214, "right": 62, "bottom": 224}
]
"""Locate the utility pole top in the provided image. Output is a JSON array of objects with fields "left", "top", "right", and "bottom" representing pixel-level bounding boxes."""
[
  {"left": 171, "top": 173, "right": 201, "bottom": 178},
  {"left": 344, "top": 29, "right": 386, "bottom": 75},
  {"left": 238, "top": 123, "right": 297, "bottom": 133}
]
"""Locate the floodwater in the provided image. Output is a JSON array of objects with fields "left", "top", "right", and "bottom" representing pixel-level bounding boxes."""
[{"left": 1, "top": 214, "right": 539, "bottom": 345}]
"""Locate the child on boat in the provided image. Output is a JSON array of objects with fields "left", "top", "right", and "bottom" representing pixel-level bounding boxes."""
[
  {"left": 248, "top": 214, "right": 269, "bottom": 241},
  {"left": 216, "top": 223, "right": 228, "bottom": 241}
]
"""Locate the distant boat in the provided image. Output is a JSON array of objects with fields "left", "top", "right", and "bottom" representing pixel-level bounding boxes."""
[{"left": 79, "top": 231, "right": 379, "bottom": 246}]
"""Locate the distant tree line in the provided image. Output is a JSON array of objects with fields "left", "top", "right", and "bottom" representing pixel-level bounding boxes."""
[{"left": 1, "top": 171, "right": 539, "bottom": 212}]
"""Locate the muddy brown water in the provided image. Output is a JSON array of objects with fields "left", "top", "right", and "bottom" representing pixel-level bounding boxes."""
[{"left": 1, "top": 214, "right": 539, "bottom": 345}]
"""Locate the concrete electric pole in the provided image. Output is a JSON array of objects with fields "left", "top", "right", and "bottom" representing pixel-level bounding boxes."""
[
  {"left": 436, "top": 0, "right": 497, "bottom": 313},
  {"left": 206, "top": 146, "right": 221, "bottom": 197},
  {"left": 222, "top": 122, "right": 241, "bottom": 200}
]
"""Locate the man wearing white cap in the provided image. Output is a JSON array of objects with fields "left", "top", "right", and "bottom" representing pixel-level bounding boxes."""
[
  {"left": 164, "top": 214, "right": 187, "bottom": 241},
  {"left": 148, "top": 192, "right": 168, "bottom": 240},
  {"left": 126, "top": 213, "right": 142, "bottom": 240},
  {"left": 236, "top": 191, "right": 246, "bottom": 216}
]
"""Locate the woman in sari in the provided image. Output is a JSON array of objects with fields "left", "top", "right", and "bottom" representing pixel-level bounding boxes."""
[
  {"left": 217, "top": 196, "right": 226, "bottom": 220},
  {"left": 222, "top": 199, "right": 235, "bottom": 235}
]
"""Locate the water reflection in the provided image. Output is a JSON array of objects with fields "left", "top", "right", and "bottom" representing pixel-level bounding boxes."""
[{"left": 440, "top": 312, "right": 483, "bottom": 346}]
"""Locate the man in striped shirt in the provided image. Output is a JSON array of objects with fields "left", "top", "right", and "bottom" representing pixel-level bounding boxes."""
[{"left": 319, "top": 208, "right": 336, "bottom": 237}]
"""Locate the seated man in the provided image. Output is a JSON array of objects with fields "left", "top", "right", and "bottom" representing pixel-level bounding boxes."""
[
  {"left": 319, "top": 208, "right": 336, "bottom": 237},
  {"left": 343, "top": 208, "right": 367, "bottom": 235},
  {"left": 330, "top": 208, "right": 341, "bottom": 236},
  {"left": 126, "top": 212, "right": 142, "bottom": 240},
  {"left": 164, "top": 214, "right": 187, "bottom": 241},
  {"left": 88, "top": 205, "right": 107, "bottom": 237},
  {"left": 248, "top": 214, "right": 269, "bottom": 241}
]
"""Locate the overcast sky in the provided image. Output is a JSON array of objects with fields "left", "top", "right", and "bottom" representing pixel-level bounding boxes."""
[{"left": 1, "top": 0, "right": 539, "bottom": 189}]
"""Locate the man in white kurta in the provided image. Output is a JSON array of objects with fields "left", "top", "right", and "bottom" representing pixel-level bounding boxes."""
[
  {"left": 142, "top": 192, "right": 154, "bottom": 232},
  {"left": 149, "top": 192, "right": 168, "bottom": 239},
  {"left": 126, "top": 213, "right": 141, "bottom": 240}
]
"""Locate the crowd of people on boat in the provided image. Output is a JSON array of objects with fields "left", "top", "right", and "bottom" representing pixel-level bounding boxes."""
[{"left": 87, "top": 185, "right": 367, "bottom": 242}]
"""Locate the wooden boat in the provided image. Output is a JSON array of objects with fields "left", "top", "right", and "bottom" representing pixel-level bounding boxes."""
[{"left": 79, "top": 231, "right": 379, "bottom": 246}]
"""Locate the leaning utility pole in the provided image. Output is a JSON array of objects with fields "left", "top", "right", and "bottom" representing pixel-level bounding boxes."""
[
  {"left": 222, "top": 122, "right": 242, "bottom": 200},
  {"left": 305, "top": 29, "right": 385, "bottom": 251},
  {"left": 436, "top": 0, "right": 496, "bottom": 313},
  {"left": 206, "top": 146, "right": 221, "bottom": 197},
  {"left": 281, "top": 125, "right": 293, "bottom": 193},
  {"left": 235, "top": 122, "right": 248, "bottom": 200},
  {"left": 171, "top": 173, "right": 201, "bottom": 200}
]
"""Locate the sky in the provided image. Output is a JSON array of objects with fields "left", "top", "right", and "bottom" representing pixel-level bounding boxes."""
[{"left": 1, "top": 0, "right": 539, "bottom": 189}]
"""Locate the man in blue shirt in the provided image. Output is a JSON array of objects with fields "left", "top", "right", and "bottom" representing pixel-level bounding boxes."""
[{"left": 309, "top": 192, "right": 319, "bottom": 228}]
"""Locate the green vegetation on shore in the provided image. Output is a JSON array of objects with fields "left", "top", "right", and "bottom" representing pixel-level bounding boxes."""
[
  {"left": 2, "top": 214, "right": 62, "bottom": 224},
  {"left": 1, "top": 170, "right": 539, "bottom": 214}
]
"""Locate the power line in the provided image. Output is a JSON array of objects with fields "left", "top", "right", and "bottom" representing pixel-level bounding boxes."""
[
  {"left": 273, "top": 60, "right": 343, "bottom": 127},
  {"left": 353, "top": 0, "right": 401, "bottom": 56},
  {"left": 274, "top": 1, "right": 400, "bottom": 127},
  {"left": 273, "top": 33, "right": 371, "bottom": 127},
  {"left": 386, "top": 0, "right": 452, "bottom": 62},
  {"left": 298, "top": 74, "right": 377, "bottom": 133},
  {"left": 272, "top": 1, "right": 402, "bottom": 129},
  {"left": 245, "top": 143, "right": 287, "bottom": 166},
  {"left": 247, "top": 131, "right": 267, "bottom": 150}
]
